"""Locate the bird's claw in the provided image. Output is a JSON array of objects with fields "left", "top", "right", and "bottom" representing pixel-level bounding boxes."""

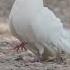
[{"left": 9, "top": 41, "right": 28, "bottom": 53}]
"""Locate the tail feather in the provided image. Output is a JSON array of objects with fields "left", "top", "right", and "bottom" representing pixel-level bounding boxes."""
[{"left": 54, "top": 28, "right": 70, "bottom": 54}]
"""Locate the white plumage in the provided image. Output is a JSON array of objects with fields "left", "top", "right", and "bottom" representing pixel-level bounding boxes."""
[{"left": 9, "top": 0, "right": 70, "bottom": 60}]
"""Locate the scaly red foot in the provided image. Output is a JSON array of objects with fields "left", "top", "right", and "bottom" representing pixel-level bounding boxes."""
[{"left": 10, "top": 40, "right": 28, "bottom": 52}]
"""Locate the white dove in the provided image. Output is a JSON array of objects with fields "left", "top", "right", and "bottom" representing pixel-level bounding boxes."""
[{"left": 9, "top": 0, "right": 70, "bottom": 61}]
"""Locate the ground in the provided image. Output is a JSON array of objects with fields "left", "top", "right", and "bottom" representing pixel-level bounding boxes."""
[
  {"left": 0, "top": 37, "right": 70, "bottom": 70},
  {"left": 0, "top": 0, "right": 70, "bottom": 70}
]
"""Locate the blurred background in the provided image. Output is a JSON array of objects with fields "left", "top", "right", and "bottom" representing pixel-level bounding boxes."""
[
  {"left": 0, "top": 0, "right": 70, "bottom": 27},
  {"left": 0, "top": 0, "right": 14, "bottom": 22}
]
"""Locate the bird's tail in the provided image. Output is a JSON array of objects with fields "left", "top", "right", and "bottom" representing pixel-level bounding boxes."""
[{"left": 53, "top": 28, "right": 70, "bottom": 54}]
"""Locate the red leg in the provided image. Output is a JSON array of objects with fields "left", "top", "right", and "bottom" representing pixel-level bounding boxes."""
[
  {"left": 20, "top": 41, "right": 28, "bottom": 51},
  {"left": 13, "top": 44, "right": 20, "bottom": 52},
  {"left": 10, "top": 41, "right": 28, "bottom": 52}
]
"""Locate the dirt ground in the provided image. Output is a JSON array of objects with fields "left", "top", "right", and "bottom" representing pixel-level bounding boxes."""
[{"left": 0, "top": 0, "right": 70, "bottom": 70}]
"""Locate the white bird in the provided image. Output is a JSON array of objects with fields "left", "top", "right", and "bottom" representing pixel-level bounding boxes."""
[{"left": 9, "top": 0, "right": 70, "bottom": 61}]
